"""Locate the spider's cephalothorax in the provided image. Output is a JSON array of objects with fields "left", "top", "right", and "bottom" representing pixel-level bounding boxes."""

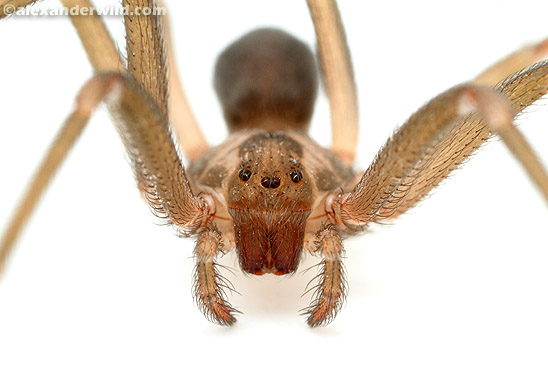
[{"left": 227, "top": 132, "right": 313, "bottom": 275}]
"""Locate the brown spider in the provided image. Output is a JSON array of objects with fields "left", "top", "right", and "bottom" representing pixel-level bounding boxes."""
[{"left": 1, "top": 0, "right": 548, "bottom": 339}]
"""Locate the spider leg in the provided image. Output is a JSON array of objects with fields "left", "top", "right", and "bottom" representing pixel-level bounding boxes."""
[
  {"left": 124, "top": 0, "right": 169, "bottom": 121},
  {"left": 162, "top": 1, "right": 209, "bottom": 162},
  {"left": 63, "top": 0, "right": 210, "bottom": 222},
  {"left": 1, "top": 0, "right": 121, "bottom": 71},
  {"left": 193, "top": 224, "right": 238, "bottom": 326},
  {"left": 475, "top": 37, "right": 548, "bottom": 86},
  {"left": 370, "top": 60, "right": 548, "bottom": 221},
  {"left": 124, "top": 0, "right": 209, "bottom": 161},
  {"left": 63, "top": 1, "right": 206, "bottom": 189},
  {"left": 64, "top": 0, "right": 209, "bottom": 229},
  {"left": 460, "top": 87, "right": 548, "bottom": 202},
  {"left": 307, "top": 0, "right": 358, "bottom": 165},
  {"left": 326, "top": 71, "right": 548, "bottom": 229},
  {"left": 0, "top": 73, "right": 212, "bottom": 278},
  {"left": 61, "top": 0, "right": 122, "bottom": 72},
  {"left": 0, "top": 0, "right": 35, "bottom": 19},
  {"left": 303, "top": 225, "right": 346, "bottom": 327},
  {"left": 0, "top": 74, "right": 118, "bottom": 276}
]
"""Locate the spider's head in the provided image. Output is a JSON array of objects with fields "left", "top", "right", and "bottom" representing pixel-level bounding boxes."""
[{"left": 227, "top": 132, "right": 313, "bottom": 275}]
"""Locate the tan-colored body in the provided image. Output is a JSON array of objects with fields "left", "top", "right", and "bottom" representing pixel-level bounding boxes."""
[{"left": 189, "top": 129, "right": 354, "bottom": 259}]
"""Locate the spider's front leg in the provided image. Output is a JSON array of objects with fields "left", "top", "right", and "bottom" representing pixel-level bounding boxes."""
[
  {"left": 326, "top": 63, "right": 548, "bottom": 230},
  {"left": 193, "top": 224, "right": 238, "bottom": 325},
  {"left": 304, "top": 224, "right": 347, "bottom": 327},
  {"left": 0, "top": 71, "right": 212, "bottom": 276}
]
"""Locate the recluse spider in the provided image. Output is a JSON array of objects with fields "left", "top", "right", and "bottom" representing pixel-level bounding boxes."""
[{"left": 1, "top": 0, "right": 548, "bottom": 364}]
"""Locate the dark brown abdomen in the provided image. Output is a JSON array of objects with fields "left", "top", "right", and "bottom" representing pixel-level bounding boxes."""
[{"left": 214, "top": 28, "right": 318, "bottom": 133}]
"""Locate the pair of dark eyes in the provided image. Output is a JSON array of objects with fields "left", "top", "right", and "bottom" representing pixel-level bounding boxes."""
[{"left": 238, "top": 169, "right": 303, "bottom": 183}]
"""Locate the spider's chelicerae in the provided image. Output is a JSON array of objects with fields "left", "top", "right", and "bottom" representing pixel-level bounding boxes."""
[{"left": 1, "top": 0, "right": 545, "bottom": 356}]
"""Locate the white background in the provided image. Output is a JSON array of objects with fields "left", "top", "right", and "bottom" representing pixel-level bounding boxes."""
[{"left": 1, "top": 0, "right": 548, "bottom": 364}]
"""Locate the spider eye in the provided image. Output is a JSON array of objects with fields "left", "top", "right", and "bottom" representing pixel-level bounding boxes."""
[
  {"left": 289, "top": 170, "right": 303, "bottom": 183},
  {"left": 239, "top": 168, "right": 252, "bottom": 182}
]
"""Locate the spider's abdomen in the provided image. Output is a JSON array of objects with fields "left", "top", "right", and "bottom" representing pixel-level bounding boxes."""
[{"left": 214, "top": 28, "right": 318, "bottom": 133}]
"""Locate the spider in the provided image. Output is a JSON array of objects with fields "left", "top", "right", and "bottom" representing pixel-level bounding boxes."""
[{"left": 1, "top": 0, "right": 548, "bottom": 346}]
